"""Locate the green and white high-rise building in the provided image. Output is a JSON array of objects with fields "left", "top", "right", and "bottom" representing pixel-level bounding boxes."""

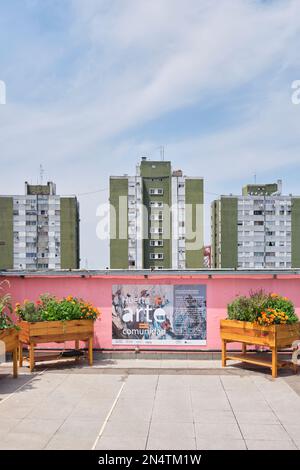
[
  {"left": 211, "top": 180, "right": 300, "bottom": 269},
  {"left": 110, "top": 158, "right": 204, "bottom": 269},
  {"left": 0, "top": 182, "right": 80, "bottom": 270}
]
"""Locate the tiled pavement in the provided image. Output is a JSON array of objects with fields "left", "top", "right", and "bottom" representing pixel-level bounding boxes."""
[{"left": 1, "top": 359, "right": 300, "bottom": 450}]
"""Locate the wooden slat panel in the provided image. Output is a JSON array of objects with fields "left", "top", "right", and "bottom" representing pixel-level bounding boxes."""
[
  {"left": 221, "top": 332, "right": 274, "bottom": 347},
  {"left": 0, "top": 329, "right": 19, "bottom": 353},
  {"left": 19, "top": 319, "right": 94, "bottom": 346},
  {"left": 226, "top": 354, "right": 273, "bottom": 368},
  {"left": 28, "top": 333, "right": 93, "bottom": 343},
  {"left": 220, "top": 319, "right": 300, "bottom": 349},
  {"left": 220, "top": 320, "right": 276, "bottom": 333}
]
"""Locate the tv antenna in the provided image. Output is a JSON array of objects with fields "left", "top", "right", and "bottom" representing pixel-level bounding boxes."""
[
  {"left": 159, "top": 146, "right": 165, "bottom": 161},
  {"left": 39, "top": 164, "right": 44, "bottom": 185}
]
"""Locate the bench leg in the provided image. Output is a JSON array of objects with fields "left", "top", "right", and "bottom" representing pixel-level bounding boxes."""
[
  {"left": 29, "top": 343, "right": 35, "bottom": 372},
  {"left": 19, "top": 342, "right": 23, "bottom": 368},
  {"left": 75, "top": 340, "right": 80, "bottom": 362},
  {"left": 13, "top": 347, "right": 18, "bottom": 378},
  {"left": 271, "top": 347, "right": 278, "bottom": 378},
  {"left": 88, "top": 337, "right": 93, "bottom": 366},
  {"left": 242, "top": 343, "right": 247, "bottom": 355},
  {"left": 222, "top": 340, "right": 227, "bottom": 367}
]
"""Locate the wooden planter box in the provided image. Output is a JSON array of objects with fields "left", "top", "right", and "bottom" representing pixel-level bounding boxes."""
[
  {"left": 220, "top": 319, "right": 300, "bottom": 378},
  {"left": 0, "top": 328, "right": 19, "bottom": 378},
  {"left": 19, "top": 319, "right": 94, "bottom": 372}
]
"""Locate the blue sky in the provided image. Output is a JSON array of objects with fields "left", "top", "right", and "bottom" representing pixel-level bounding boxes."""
[{"left": 0, "top": 0, "right": 300, "bottom": 268}]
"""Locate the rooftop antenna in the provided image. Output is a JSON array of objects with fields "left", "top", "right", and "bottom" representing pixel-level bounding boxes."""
[
  {"left": 39, "top": 164, "right": 44, "bottom": 185},
  {"left": 159, "top": 145, "right": 165, "bottom": 161}
]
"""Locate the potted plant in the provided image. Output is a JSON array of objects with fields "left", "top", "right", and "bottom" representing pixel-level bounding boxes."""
[
  {"left": 16, "top": 294, "right": 100, "bottom": 372},
  {"left": 220, "top": 290, "right": 300, "bottom": 378},
  {"left": 0, "top": 281, "right": 19, "bottom": 378}
]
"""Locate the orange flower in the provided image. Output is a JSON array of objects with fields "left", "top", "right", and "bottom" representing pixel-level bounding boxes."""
[{"left": 271, "top": 293, "right": 278, "bottom": 298}]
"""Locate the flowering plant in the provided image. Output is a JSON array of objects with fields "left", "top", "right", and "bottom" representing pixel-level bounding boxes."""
[
  {"left": 15, "top": 294, "right": 101, "bottom": 323},
  {"left": 0, "top": 280, "right": 17, "bottom": 330},
  {"left": 227, "top": 290, "right": 298, "bottom": 325}
]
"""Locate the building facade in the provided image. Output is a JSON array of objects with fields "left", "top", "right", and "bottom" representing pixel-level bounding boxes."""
[
  {"left": 211, "top": 180, "right": 300, "bottom": 269},
  {"left": 110, "top": 159, "right": 204, "bottom": 269},
  {"left": 0, "top": 182, "right": 80, "bottom": 270}
]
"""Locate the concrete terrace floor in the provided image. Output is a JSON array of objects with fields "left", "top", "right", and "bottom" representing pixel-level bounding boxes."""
[{"left": 1, "top": 357, "right": 300, "bottom": 450}]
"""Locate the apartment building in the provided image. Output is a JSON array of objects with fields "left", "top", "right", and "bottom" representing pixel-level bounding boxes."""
[
  {"left": 211, "top": 180, "right": 300, "bottom": 269},
  {"left": 0, "top": 182, "right": 80, "bottom": 270},
  {"left": 110, "top": 158, "right": 204, "bottom": 269}
]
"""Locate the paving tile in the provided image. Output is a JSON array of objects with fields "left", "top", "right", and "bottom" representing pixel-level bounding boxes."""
[
  {"left": 111, "top": 398, "right": 154, "bottom": 422},
  {"left": 195, "top": 421, "right": 242, "bottom": 440},
  {"left": 234, "top": 410, "right": 279, "bottom": 424},
  {"left": 69, "top": 398, "right": 113, "bottom": 420},
  {"left": 282, "top": 424, "right": 300, "bottom": 442},
  {"left": 197, "top": 439, "right": 247, "bottom": 450},
  {"left": 0, "top": 432, "right": 50, "bottom": 450},
  {"left": 0, "top": 403, "right": 33, "bottom": 419},
  {"left": 152, "top": 395, "right": 193, "bottom": 423},
  {"left": 45, "top": 435, "right": 93, "bottom": 450},
  {"left": 239, "top": 423, "right": 290, "bottom": 441},
  {"left": 0, "top": 417, "right": 21, "bottom": 433},
  {"left": 191, "top": 390, "right": 231, "bottom": 412},
  {"left": 147, "top": 422, "right": 196, "bottom": 450},
  {"left": 188, "top": 375, "right": 222, "bottom": 391},
  {"left": 276, "top": 412, "right": 300, "bottom": 425},
  {"left": 221, "top": 376, "right": 258, "bottom": 392},
  {"left": 53, "top": 417, "right": 101, "bottom": 438},
  {"left": 226, "top": 390, "right": 268, "bottom": 412},
  {"left": 96, "top": 436, "right": 147, "bottom": 450},
  {"left": 157, "top": 375, "right": 190, "bottom": 390},
  {"left": 11, "top": 418, "right": 63, "bottom": 437},
  {"left": 147, "top": 437, "right": 196, "bottom": 450},
  {"left": 27, "top": 402, "right": 75, "bottom": 420},
  {"left": 103, "top": 419, "right": 150, "bottom": 438},
  {"left": 246, "top": 439, "right": 298, "bottom": 450},
  {"left": 193, "top": 410, "right": 236, "bottom": 424}
]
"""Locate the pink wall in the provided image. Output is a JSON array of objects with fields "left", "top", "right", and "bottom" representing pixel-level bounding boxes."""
[{"left": 2, "top": 273, "right": 300, "bottom": 351}]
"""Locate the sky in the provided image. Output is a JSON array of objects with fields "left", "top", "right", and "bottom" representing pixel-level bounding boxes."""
[{"left": 0, "top": 0, "right": 300, "bottom": 268}]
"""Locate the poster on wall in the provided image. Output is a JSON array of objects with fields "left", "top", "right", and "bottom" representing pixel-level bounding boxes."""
[{"left": 112, "top": 284, "right": 206, "bottom": 345}]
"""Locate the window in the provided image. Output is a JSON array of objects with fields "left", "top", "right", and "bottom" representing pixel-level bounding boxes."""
[
  {"left": 254, "top": 210, "right": 263, "bottom": 215},
  {"left": 150, "top": 213, "right": 163, "bottom": 221},
  {"left": 150, "top": 201, "right": 164, "bottom": 208},
  {"left": 149, "top": 253, "right": 164, "bottom": 260},
  {"left": 26, "top": 221, "right": 36, "bottom": 226},
  {"left": 149, "top": 188, "right": 163, "bottom": 196},
  {"left": 254, "top": 221, "right": 264, "bottom": 226},
  {"left": 254, "top": 252, "right": 264, "bottom": 257},
  {"left": 128, "top": 260, "right": 135, "bottom": 267},
  {"left": 150, "top": 240, "right": 164, "bottom": 247},
  {"left": 150, "top": 227, "right": 163, "bottom": 235}
]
